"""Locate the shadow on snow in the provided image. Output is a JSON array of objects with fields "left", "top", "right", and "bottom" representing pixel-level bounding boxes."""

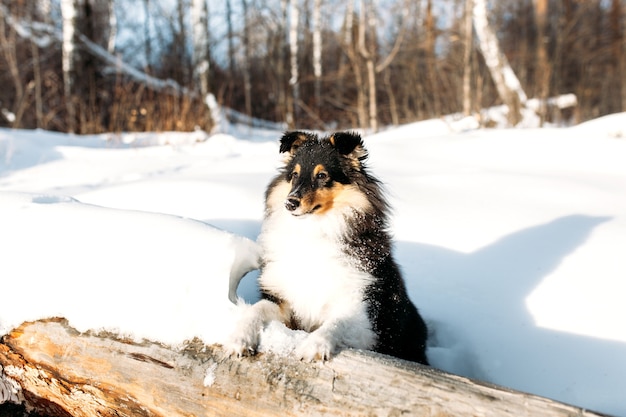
[{"left": 398, "top": 214, "right": 623, "bottom": 414}]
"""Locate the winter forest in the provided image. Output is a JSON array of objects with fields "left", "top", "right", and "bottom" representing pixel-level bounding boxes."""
[{"left": 1, "top": 0, "right": 625, "bottom": 134}]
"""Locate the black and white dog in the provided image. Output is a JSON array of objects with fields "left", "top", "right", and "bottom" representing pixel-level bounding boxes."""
[{"left": 226, "top": 131, "right": 428, "bottom": 364}]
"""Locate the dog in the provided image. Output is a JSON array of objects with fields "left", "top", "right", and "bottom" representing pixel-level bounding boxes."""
[{"left": 226, "top": 131, "right": 428, "bottom": 364}]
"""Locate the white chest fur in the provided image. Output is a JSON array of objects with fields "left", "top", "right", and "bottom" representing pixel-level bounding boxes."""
[{"left": 258, "top": 207, "right": 374, "bottom": 332}]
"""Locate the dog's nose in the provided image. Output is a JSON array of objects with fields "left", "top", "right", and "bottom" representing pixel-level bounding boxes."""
[{"left": 285, "top": 197, "right": 300, "bottom": 211}]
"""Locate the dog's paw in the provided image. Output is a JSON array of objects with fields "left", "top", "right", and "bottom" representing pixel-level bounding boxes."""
[
  {"left": 295, "top": 333, "right": 334, "bottom": 362},
  {"left": 222, "top": 335, "right": 258, "bottom": 358},
  {"left": 223, "top": 317, "right": 261, "bottom": 357}
]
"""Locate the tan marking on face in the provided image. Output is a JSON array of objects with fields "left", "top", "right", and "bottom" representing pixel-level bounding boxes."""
[
  {"left": 330, "top": 184, "right": 372, "bottom": 212},
  {"left": 313, "top": 164, "right": 327, "bottom": 177},
  {"left": 291, "top": 163, "right": 301, "bottom": 179},
  {"left": 298, "top": 183, "right": 372, "bottom": 216}
]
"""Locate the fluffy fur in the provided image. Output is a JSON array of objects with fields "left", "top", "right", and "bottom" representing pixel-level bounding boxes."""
[{"left": 226, "top": 131, "right": 428, "bottom": 364}]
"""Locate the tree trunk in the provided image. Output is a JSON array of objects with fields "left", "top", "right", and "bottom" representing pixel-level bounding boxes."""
[
  {"left": 31, "top": 37, "right": 43, "bottom": 128},
  {"left": 533, "top": 0, "right": 550, "bottom": 125},
  {"left": 60, "top": 0, "right": 77, "bottom": 133},
  {"left": 288, "top": 0, "right": 300, "bottom": 128},
  {"left": 0, "top": 4, "right": 23, "bottom": 128},
  {"left": 472, "top": 0, "right": 527, "bottom": 126},
  {"left": 241, "top": 0, "right": 252, "bottom": 118},
  {"left": 424, "top": 0, "right": 441, "bottom": 117},
  {"left": 276, "top": 0, "right": 288, "bottom": 123},
  {"left": 611, "top": 0, "right": 625, "bottom": 112},
  {"left": 143, "top": 0, "right": 152, "bottom": 73},
  {"left": 191, "top": 0, "right": 210, "bottom": 98},
  {"left": 312, "top": 0, "right": 322, "bottom": 111},
  {"left": 106, "top": 0, "right": 116, "bottom": 54},
  {"left": 358, "top": 0, "right": 378, "bottom": 132},
  {"left": 0, "top": 319, "right": 608, "bottom": 417},
  {"left": 462, "top": 0, "right": 473, "bottom": 116},
  {"left": 175, "top": 0, "right": 189, "bottom": 85}
]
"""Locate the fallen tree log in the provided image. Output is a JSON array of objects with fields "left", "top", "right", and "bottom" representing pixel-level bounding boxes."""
[{"left": 0, "top": 318, "right": 609, "bottom": 417}]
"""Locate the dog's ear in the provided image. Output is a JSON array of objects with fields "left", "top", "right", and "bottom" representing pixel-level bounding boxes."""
[
  {"left": 279, "top": 131, "right": 309, "bottom": 154},
  {"left": 329, "top": 131, "right": 368, "bottom": 162},
  {"left": 329, "top": 131, "right": 363, "bottom": 155}
]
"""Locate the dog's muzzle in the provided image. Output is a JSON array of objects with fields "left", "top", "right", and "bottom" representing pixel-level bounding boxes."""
[{"left": 285, "top": 197, "right": 300, "bottom": 212}]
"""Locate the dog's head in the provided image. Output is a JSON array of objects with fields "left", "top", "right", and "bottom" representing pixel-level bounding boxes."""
[{"left": 272, "top": 131, "right": 371, "bottom": 217}]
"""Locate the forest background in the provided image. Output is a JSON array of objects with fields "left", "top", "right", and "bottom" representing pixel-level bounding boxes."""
[{"left": 1, "top": 0, "right": 625, "bottom": 134}]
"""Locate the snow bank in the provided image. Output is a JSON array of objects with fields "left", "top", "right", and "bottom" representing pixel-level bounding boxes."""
[{"left": 0, "top": 192, "right": 259, "bottom": 345}]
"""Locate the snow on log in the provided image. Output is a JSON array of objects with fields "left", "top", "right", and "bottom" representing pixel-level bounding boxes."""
[{"left": 0, "top": 319, "right": 609, "bottom": 417}]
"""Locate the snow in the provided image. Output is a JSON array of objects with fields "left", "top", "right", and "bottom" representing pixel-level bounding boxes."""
[{"left": 2, "top": 114, "right": 626, "bottom": 416}]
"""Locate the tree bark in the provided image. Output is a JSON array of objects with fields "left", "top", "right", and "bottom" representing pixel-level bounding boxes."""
[
  {"left": 0, "top": 4, "right": 24, "bottom": 128},
  {"left": 312, "top": 0, "right": 322, "bottom": 111},
  {"left": 0, "top": 319, "right": 609, "bottom": 417},
  {"left": 288, "top": 0, "right": 300, "bottom": 128},
  {"left": 358, "top": 0, "right": 378, "bottom": 132},
  {"left": 472, "top": 0, "right": 527, "bottom": 126},
  {"left": 462, "top": 0, "right": 473, "bottom": 116},
  {"left": 192, "top": 0, "right": 210, "bottom": 98},
  {"left": 241, "top": 0, "right": 252, "bottom": 118},
  {"left": 533, "top": 0, "right": 551, "bottom": 125},
  {"left": 60, "top": 0, "right": 77, "bottom": 133}
]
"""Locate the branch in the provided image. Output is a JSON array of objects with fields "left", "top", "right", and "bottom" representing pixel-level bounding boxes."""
[
  {"left": 375, "top": 0, "right": 409, "bottom": 73},
  {"left": 0, "top": 4, "right": 191, "bottom": 97}
]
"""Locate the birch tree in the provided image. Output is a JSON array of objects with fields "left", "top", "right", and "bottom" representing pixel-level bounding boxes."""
[
  {"left": 287, "top": 0, "right": 299, "bottom": 127},
  {"left": 107, "top": 0, "right": 116, "bottom": 54},
  {"left": 473, "top": 0, "right": 527, "bottom": 125},
  {"left": 462, "top": 0, "right": 473, "bottom": 116},
  {"left": 191, "top": 0, "right": 210, "bottom": 98},
  {"left": 357, "top": 0, "right": 408, "bottom": 131},
  {"left": 358, "top": 0, "right": 378, "bottom": 132},
  {"left": 241, "top": 0, "right": 252, "bottom": 117},
  {"left": 277, "top": 0, "right": 288, "bottom": 123},
  {"left": 312, "top": 0, "right": 322, "bottom": 110},
  {"left": 61, "top": 0, "right": 78, "bottom": 133},
  {"left": 226, "top": 0, "right": 234, "bottom": 74}
]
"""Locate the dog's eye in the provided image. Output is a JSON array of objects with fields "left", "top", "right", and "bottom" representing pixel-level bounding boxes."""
[
  {"left": 316, "top": 172, "right": 328, "bottom": 180},
  {"left": 289, "top": 171, "right": 299, "bottom": 181}
]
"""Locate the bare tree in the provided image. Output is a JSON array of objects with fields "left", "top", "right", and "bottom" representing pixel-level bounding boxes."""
[
  {"left": 473, "top": 0, "right": 527, "bottom": 125},
  {"left": 276, "top": 0, "right": 288, "bottom": 123},
  {"left": 358, "top": 0, "right": 378, "bottom": 132},
  {"left": 175, "top": 0, "right": 189, "bottom": 85},
  {"left": 191, "top": 0, "right": 210, "bottom": 98},
  {"left": 533, "top": 0, "right": 550, "bottom": 125},
  {"left": 107, "top": 0, "right": 116, "bottom": 54},
  {"left": 312, "top": 0, "right": 322, "bottom": 111},
  {"left": 462, "top": 0, "right": 473, "bottom": 116},
  {"left": 226, "top": 0, "right": 234, "bottom": 75},
  {"left": 142, "top": 0, "right": 152, "bottom": 73},
  {"left": 61, "top": 0, "right": 78, "bottom": 133},
  {"left": 357, "top": 0, "right": 408, "bottom": 131},
  {"left": 0, "top": 3, "right": 22, "bottom": 127},
  {"left": 611, "top": 0, "right": 625, "bottom": 112},
  {"left": 241, "top": 0, "right": 252, "bottom": 117},
  {"left": 287, "top": 0, "right": 300, "bottom": 127},
  {"left": 424, "top": 0, "right": 441, "bottom": 117}
]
